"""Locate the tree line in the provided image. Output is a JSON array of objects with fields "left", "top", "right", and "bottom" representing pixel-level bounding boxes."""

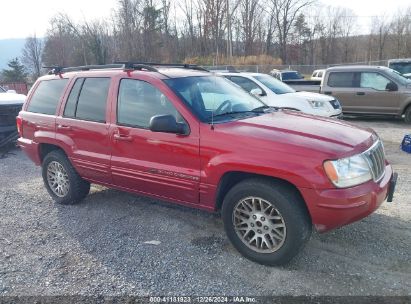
[{"left": 2, "top": 0, "right": 411, "bottom": 83}]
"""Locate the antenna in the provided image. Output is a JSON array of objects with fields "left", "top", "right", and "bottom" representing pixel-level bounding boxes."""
[{"left": 211, "top": 75, "right": 216, "bottom": 130}]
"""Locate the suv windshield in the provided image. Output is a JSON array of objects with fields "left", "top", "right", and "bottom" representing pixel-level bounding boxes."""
[
  {"left": 389, "top": 62, "right": 411, "bottom": 75},
  {"left": 253, "top": 75, "right": 295, "bottom": 94},
  {"left": 164, "top": 76, "right": 266, "bottom": 123},
  {"left": 281, "top": 71, "right": 303, "bottom": 80}
]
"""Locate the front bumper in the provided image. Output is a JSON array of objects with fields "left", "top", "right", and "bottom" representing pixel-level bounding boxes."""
[{"left": 299, "top": 164, "right": 395, "bottom": 232}]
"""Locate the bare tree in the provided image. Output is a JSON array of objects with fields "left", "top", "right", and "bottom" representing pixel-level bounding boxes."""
[
  {"left": 21, "top": 34, "right": 43, "bottom": 79},
  {"left": 371, "top": 15, "right": 391, "bottom": 61},
  {"left": 268, "top": 0, "right": 314, "bottom": 63}
]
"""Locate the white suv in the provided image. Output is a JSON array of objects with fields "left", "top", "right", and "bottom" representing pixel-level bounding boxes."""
[{"left": 219, "top": 72, "right": 342, "bottom": 118}]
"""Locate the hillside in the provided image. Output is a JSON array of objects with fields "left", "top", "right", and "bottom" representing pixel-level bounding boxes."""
[{"left": 0, "top": 39, "right": 25, "bottom": 70}]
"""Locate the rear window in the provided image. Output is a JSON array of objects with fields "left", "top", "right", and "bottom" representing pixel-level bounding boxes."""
[
  {"left": 27, "top": 79, "right": 69, "bottom": 115},
  {"left": 63, "top": 78, "right": 110, "bottom": 122},
  {"left": 327, "top": 72, "right": 357, "bottom": 87}
]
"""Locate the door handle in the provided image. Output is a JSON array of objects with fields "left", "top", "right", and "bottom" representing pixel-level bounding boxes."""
[
  {"left": 356, "top": 92, "right": 365, "bottom": 96},
  {"left": 57, "top": 124, "right": 73, "bottom": 130},
  {"left": 323, "top": 91, "right": 332, "bottom": 95},
  {"left": 113, "top": 133, "right": 133, "bottom": 142}
]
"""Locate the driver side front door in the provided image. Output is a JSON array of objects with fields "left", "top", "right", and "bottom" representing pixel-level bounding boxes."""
[{"left": 109, "top": 78, "right": 201, "bottom": 205}]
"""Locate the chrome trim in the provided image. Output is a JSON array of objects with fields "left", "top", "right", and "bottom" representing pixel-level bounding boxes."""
[{"left": 362, "top": 140, "right": 386, "bottom": 182}]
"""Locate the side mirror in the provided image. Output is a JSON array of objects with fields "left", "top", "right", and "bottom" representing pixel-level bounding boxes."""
[
  {"left": 149, "top": 114, "right": 187, "bottom": 135},
  {"left": 386, "top": 82, "right": 398, "bottom": 92},
  {"left": 7, "top": 89, "right": 17, "bottom": 94},
  {"left": 250, "top": 88, "right": 264, "bottom": 96}
]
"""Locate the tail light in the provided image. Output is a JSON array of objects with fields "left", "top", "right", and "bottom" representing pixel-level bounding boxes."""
[{"left": 16, "top": 116, "right": 23, "bottom": 136}]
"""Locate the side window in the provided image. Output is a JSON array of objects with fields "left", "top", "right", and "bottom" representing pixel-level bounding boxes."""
[
  {"left": 117, "top": 79, "right": 182, "bottom": 129},
  {"left": 75, "top": 78, "right": 110, "bottom": 122},
  {"left": 27, "top": 79, "right": 69, "bottom": 115},
  {"left": 328, "top": 72, "right": 357, "bottom": 88},
  {"left": 229, "top": 76, "right": 261, "bottom": 93},
  {"left": 360, "top": 72, "right": 391, "bottom": 91},
  {"left": 64, "top": 78, "right": 84, "bottom": 117},
  {"left": 318, "top": 71, "right": 323, "bottom": 77}
]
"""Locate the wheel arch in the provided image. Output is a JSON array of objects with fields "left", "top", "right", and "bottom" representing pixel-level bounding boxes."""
[
  {"left": 38, "top": 143, "right": 67, "bottom": 164},
  {"left": 215, "top": 171, "right": 312, "bottom": 222}
]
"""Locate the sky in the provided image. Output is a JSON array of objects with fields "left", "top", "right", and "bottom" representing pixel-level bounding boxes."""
[{"left": 0, "top": 0, "right": 410, "bottom": 39}]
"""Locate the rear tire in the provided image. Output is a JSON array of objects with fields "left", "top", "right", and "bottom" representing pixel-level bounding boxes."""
[
  {"left": 42, "top": 150, "right": 90, "bottom": 205},
  {"left": 222, "top": 178, "right": 312, "bottom": 266},
  {"left": 404, "top": 106, "right": 411, "bottom": 123}
]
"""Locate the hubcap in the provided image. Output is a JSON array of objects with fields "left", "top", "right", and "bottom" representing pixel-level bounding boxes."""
[
  {"left": 233, "top": 197, "right": 286, "bottom": 253},
  {"left": 47, "top": 161, "right": 70, "bottom": 197}
]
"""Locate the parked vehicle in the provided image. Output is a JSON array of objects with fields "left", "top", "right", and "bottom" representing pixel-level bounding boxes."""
[
  {"left": 219, "top": 72, "right": 342, "bottom": 118},
  {"left": 388, "top": 58, "right": 411, "bottom": 75},
  {"left": 18, "top": 63, "right": 397, "bottom": 266},
  {"left": 270, "top": 70, "right": 304, "bottom": 81},
  {"left": 320, "top": 66, "right": 411, "bottom": 122},
  {"left": 269, "top": 70, "right": 322, "bottom": 92},
  {"left": 0, "top": 86, "right": 26, "bottom": 148},
  {"left": 311, "top": 69, "right": 325, "bottom": 81}
]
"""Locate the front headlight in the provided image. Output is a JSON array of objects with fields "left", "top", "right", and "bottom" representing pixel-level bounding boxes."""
[
  {"left": 323, "top": 154, "right": 372, "bottom": 188},
  {"left": 307, "top": 99, "right": 327, "bottom": 109}
]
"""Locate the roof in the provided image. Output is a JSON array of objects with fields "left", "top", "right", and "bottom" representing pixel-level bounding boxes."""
[
  {"left": 326, "top": 65, "right": 389, "bottom": 72},
  {"left": 388, "top": 58, "right": 411, "bottom": 63}
]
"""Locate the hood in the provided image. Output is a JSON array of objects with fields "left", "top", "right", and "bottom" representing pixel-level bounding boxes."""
[
  {"left": 218, "top": 110, "right": 376, "bottom": 159},
  {"left": 0, "top": 92, "right": 26, "bottom": 106},
  {"left": 289, "top": 91, "right": 335, "bottom": 102}
]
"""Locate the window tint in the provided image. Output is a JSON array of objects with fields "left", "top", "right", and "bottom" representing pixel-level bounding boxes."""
[
  {"left": 328, "top": 72, "right": 357, "bottom": 87},
  {"left": 360, "top": 72, "right": 391, "bottom": 91},
  {"left": 118, "top": 79, "right": 181, "bottom": 128},
  {"left": 27, "top": 79, "right": 68, "bottom": 115},
  {"left": 228, "top": 76, "right": 260, "bottom": 93},
  {"left": 64, "top": 78, "right": 84, "bottom": 117},
  {"left": 75, "top": 78, "right": 110, "bottom": 122}
]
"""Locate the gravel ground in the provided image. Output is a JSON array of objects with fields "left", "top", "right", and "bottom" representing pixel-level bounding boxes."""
[{"left": 0, "top": 118, "right": 410, "bottom": 297}]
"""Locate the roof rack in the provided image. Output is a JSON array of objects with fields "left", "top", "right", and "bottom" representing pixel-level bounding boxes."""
[
  {"left": 44, "top": 62, "right": 209, "bottom": 75},
  {"left": 115, "top": 62, "right": 209, "bottom": 72}
]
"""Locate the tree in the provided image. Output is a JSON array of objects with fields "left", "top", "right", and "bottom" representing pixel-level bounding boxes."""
[
  {"left": 22, "top": 34, "right": 43, "bottom": 80},
  {"left": 1, "top": 58, "right": 28, "bottom": 82},
  {"left": 268, "top": 0, "right": 314, "bottom": 64}
]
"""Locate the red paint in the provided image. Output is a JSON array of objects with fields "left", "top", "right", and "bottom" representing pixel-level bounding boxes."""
[{"left": 17, "top": 69, "right": 394, "bottom": 232}]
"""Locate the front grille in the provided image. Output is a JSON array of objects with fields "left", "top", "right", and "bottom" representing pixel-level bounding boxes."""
[
  {"left": 0, "top": 105, "right": 22, "bottom": 127},
  {"left": 363, "top": 140, "right": 385, "bottom": 181},
  {"left": 329, "top": 99, "right": 341, "bottom": 109}
]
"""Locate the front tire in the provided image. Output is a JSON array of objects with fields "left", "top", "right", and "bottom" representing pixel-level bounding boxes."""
[
  {"left": 42, "top": 150, "right": 90, "bottom": 205},
  {"left": 222, "top": 179, "right": 312, "bottom": 266}
]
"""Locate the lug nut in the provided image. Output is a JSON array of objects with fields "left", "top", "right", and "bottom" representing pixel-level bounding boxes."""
[
  {"left": 257, "top": 229, "right": 262, "bottom": 233},
  {"left": 264, "top": 226, "right": 268, "bottom": 230},
  {"left": 261, "top": 217, "right": 265, "bottom": 221},
  {"left": 250, "top": 223, "right": 255, "bottom": 227},
  {"left": 253, "top": 215, "right": 257, "bottom": 219}
]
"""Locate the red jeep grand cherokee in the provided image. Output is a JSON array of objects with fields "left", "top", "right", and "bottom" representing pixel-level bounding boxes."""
[{"left": 17, "top": 63, "right": 397, "bottom": 266}]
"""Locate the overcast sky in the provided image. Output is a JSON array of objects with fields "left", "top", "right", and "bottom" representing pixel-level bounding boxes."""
[{"left": 0, "top": 0, "right": 410, "bottom": 39}]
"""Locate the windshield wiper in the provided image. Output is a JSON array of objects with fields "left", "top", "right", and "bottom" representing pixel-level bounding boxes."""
[
  {"left": 251, "top": 105, "right": 278, "bottom": 112},
  {"left": 212, "top": 111, "right": 256, "bottom": 118}
]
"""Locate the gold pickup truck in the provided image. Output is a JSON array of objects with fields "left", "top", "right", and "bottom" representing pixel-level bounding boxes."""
[{"left": 320, "top": 66, "right": 411, "bottom": 123}]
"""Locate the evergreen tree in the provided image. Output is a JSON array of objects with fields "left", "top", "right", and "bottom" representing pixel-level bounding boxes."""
[{"left": 1, "top": 58, "right": 28, "bottom": 82}]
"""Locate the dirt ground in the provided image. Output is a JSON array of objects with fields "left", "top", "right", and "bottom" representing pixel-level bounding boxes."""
[{"left": 0, "top": 117, "right": 410, "bottom": 297}]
